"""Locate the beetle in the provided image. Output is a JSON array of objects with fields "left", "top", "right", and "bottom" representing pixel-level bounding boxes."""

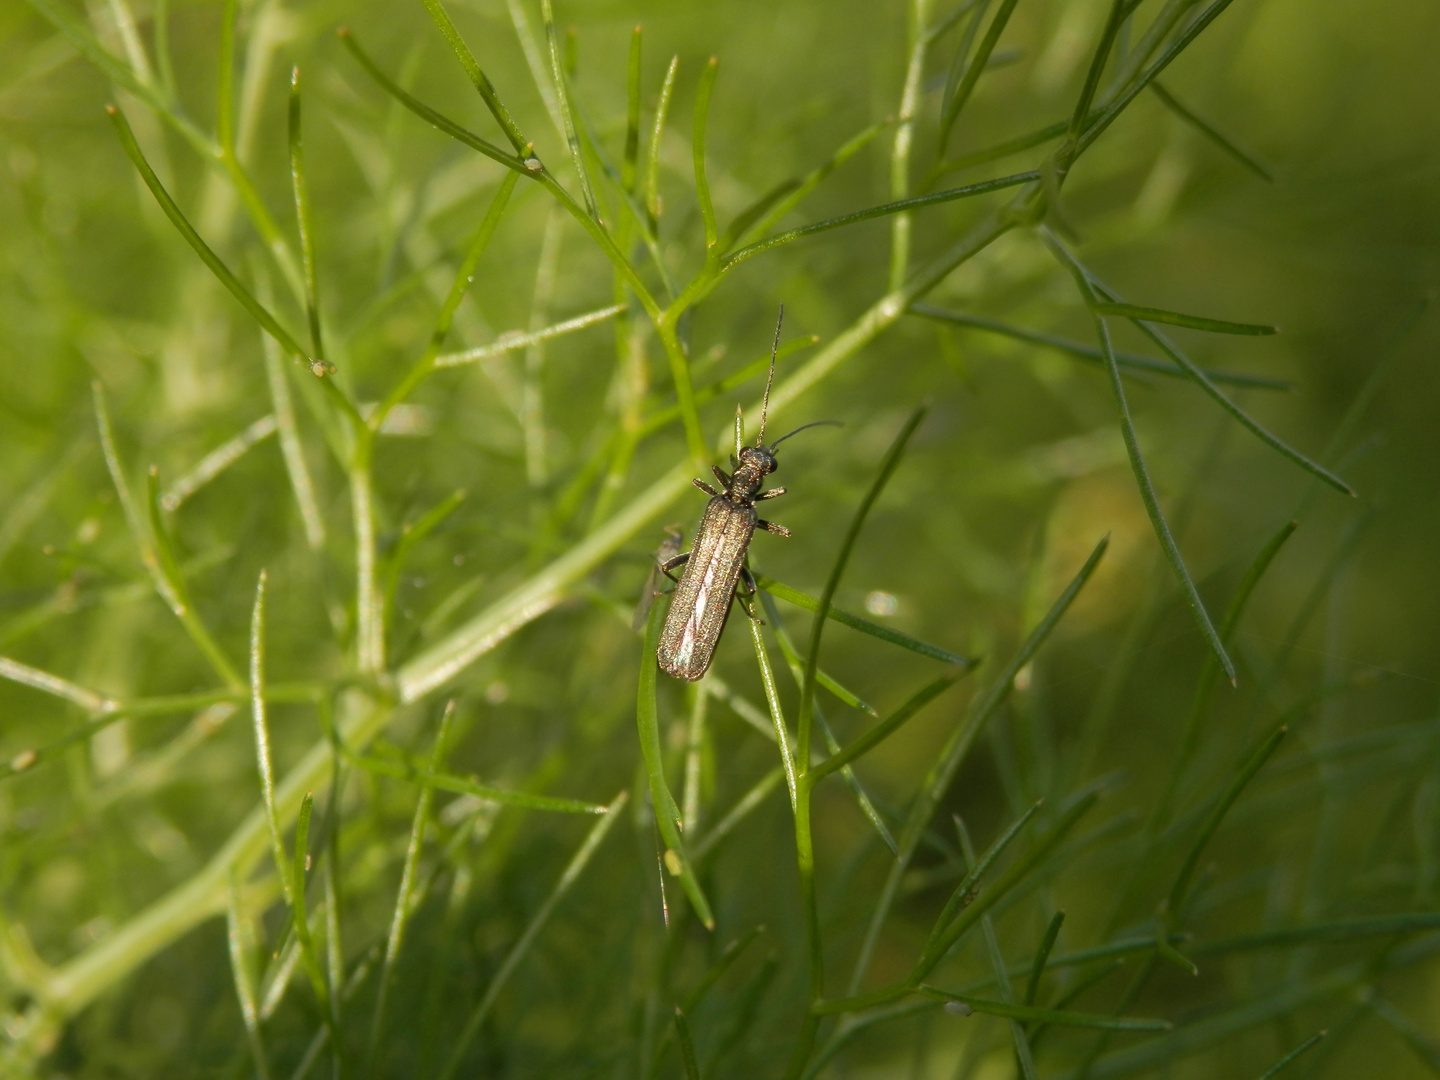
[{"left": 656, "top": 309, "right": 837, "bottom": 681}]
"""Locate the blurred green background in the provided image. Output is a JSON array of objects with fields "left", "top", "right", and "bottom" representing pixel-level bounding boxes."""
[{"left": 1, "top": 0, "right": 1438, "bottom": 1076}]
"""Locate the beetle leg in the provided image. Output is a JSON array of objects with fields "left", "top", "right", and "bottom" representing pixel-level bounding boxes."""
[
  {"left": 693, "top": 478, "right": 721, "bottom": 497},
  {"left": 659, "top": 551, "right": 690, "bottom": 582},
  {"left": 757, "top": 519, "right": 792, "bottom": 537},
  {"left": 729, "top": 453, "right": 739, "bottom": 471},
  {"left": 754, "top": 486, "right": 787, "bottom": 501},
  {"left": 711, "top": 464, "right": 732, "bottom": 489},
  {"left": 735, "top": 565, "right": 764, "bottom": 624}
]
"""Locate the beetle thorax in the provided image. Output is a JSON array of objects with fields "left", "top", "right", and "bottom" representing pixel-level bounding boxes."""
[{"left": 730, "top": 446, "right": 777, "bottom": 500}]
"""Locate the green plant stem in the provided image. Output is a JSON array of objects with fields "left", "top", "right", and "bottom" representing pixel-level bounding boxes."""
[{"left": 889, "top": 0, "right": 932, "bottom": 290}]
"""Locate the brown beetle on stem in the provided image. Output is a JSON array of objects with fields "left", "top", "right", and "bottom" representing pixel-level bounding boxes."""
[{"left": 656, "top": 308, "right": 838, "bottom": 681}]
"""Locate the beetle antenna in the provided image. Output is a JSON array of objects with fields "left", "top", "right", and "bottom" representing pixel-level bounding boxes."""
[
  {"left": 770, "top": 419, "right": 843, "bottom": 450},
  {"left": 756, "top": 304, "right": 783, "bottom": 446}
]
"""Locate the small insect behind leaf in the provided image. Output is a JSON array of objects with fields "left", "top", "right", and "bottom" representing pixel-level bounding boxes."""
[
  {"left": 655, "top": 306, "right": 841, "bottom": 681},
  {"left": 633, "top": 524, "right": 684, "bottom": 632}
]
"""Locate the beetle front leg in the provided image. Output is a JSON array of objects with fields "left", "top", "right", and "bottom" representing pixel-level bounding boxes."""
[
  {"left": 693, "top": 478, "right": 721, "bottom": 497},
  {"left": 754, "top": 487, "right": 786, "bottom": 501},
  {"left": 711, "top": 465, "right": 733, "bottom": 489}
]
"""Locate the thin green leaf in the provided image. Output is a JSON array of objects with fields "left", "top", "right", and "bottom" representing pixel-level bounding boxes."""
[
  {"left": 288, "top": 68, "right": 324, "bottom": 363},
  {"left": 161, "top": 415, "right": 277, "bottom": 511},
  {"left": 1091, "top": 301, "right": 1277, "bottom": 337},
  {"left": 225, "top": 880, "right": 272, "bottom": 1080},
  {"left": 378, "top": 170, "right": 520, "bottom": 422},
  {"left": 435, "top": 304, "right": 625, "bottom": 367},
  {"left": 674, "top": 1007, "right": 702, "bottom": 1080},
  {"left": 938, "top": 0, "right": 1021, "bottom": 152},
  {"left": 1155, "top": 521, "right": 1298, "bottom": 831},
  {"left": 1042, "top": 230, "right": 1233, "bottom": 682},
  {"left": 759, "top": 598, "right": 877, "bottom": 717},
  {"left": 748, "top": 590, "right": 898, "bottom": 853},
  {"left": 806, "top": 670, "right": 964, "bottom": 785},
  {"left": 693, "top": 57, "right": 720, "bottom": 251},
  {"left": 0, "top": 656, "right": 117, "bottom": 715},
  {"left": 957, "top": 815, "right": 1039, "bottom": 1080},
  {"left": 106, "top": 105, "right": 328, "bottom": 376},
  {"left": 437, "top": 792, "right": 629, "bottom": 1080},
  {"left": 370, "top": 701, "right": 457, "bottom": 1065},
  {"left": 691, "top": 767, "right": 784, "bottom": 862},
  {"left": 291, "top": 791, "right": 343, "bottom": 1070},
  {"left": 645, "top": 56, "right": 679, "bottom": 229},
  {"left": 637, "top": 599, "right": 715, "bottom": 928},
  {"left": 755, "top": 578, "right": 970, "bottom": 667},
  {"left": 923, "top": 802, "right": 1041, "bottom": 963},
  {"left": 25, "top": 0, "right": 211, "bottom": 154},
  {"left": 1067, "top": 0, "right": 1127, "bottom": 143},
  {"left": 1028, "top": 959, "right": 1130, "bottom": 1051},
  {"left": 921, "top": 791, "right": 1100, "bottom": 976},
  {"left": 917, "top": 986, "right": 1171, "bottom": 1031},
  {"left": 1076, "top": 0, "right": 1242, "bottom": 159},
  {"left": 908, "top": 304, "right": 1290, "bottom": 390},
  {"left": 801, "top": 406, "right": 927, "bottom": 768},
  {"left": 382, "top": 490, "right": 466, "bottom": 618},
  {"left": 650, "top": 926, "right": 769, "bottom": 1071},
  {"left": 1149, "top": 81, "right": 1272, "bottom": 182},
  {"left": 939, "top": 0, "right": 992, "bottom": 143},
  {"left": 250, "top": 572, "right": 292, "bottom": 907},
  {"left": 1167, "top": 725, "right": 1287, "bottom": 917},
  {"left": 339, "top": 747, "right": 604, "bottom": 815},
  {"left": 144, "top": 468, "right": 244, "bottom": 687},
  {"left": 338, "top": 29, "right": 527, "bottom": 174},
  {"left": 540, "top": 0, "right": 600, "bottom": 219},
  {"left": 933, "top": 119, "right": 1069, "bottom": 178},
  {"left": 504, "top": 0, "right": 564, "bottom": 138},
  {"left": 419, "top": 0, "right": 528, "bottom": 153},
  {"left": 748, "top": 619, "right": 801, "bottom": 811},
  {"left": 723, "top": 170, "right": 1039, "bottom": 270},
  {"left": 1108, "top": 299, "right": 1353, "bottom": 494},
  {"left": 252, "top": 274, "right": 332, "bottom": 548},
  {"left": 1256, "top": 1031, "right": 1327, "bottom": 1080},
  {"left": 1025, "top": 911, "right": 1066, "bottom": 1007},
  {"left": 724, "top": 119, "right": 890, "bottom": 251}
]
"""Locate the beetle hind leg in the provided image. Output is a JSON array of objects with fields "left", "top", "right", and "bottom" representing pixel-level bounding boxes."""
[{"left": 735, "top": 565, "right": 765, "bottom": 624}]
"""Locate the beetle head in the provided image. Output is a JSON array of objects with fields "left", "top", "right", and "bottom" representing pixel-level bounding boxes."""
[{"left": 737, "top": 444, "right": 778, "bottom": 474}]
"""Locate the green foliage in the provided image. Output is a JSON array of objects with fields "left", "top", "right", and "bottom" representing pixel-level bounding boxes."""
[{"left": 1, "top": 0, "right": 1438, "bottom": 1077}]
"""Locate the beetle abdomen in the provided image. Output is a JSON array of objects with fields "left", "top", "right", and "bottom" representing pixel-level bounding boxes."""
[{"left": 657, "top": 497, "right": 756, "bottom": 681}]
